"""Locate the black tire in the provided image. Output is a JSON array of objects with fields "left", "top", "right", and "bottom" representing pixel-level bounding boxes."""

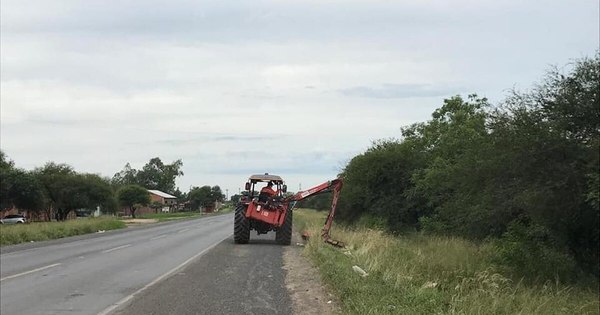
[
  {"left": 276, "top": 209, "right": 292, "bottom": 245},
  {"left": 234, "top": 205, "right": 250, "bottom": 244}
]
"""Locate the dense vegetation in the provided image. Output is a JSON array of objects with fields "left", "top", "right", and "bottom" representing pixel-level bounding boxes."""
[
  {"left": 336, "top": 54, "right": 599, "bottom": 281},
  {"left": 1, "top": 154, "right": 226, "bottom": 219}
]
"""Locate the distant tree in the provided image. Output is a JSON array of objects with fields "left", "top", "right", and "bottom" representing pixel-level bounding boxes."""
[
  {"left": 188, "top": 186, "right": 212, "bottom": 210},
  {"left": 117, "top": 185, "right": 150, "bottom": 218},
  {"left": 34, "top": 162, "right": 76, "bottom": 221},
  {"left": 188, "top": 185, "right": 223, "bottom": 210},
  {"left": 33, "top": 163, "right": 114, "bottom": 220},
  {"left": 230, "top": 194, "right": 241, "bottom": 204},
  {"left": 111, "top": 163, "right": 138, "bottom": 187},
  {"left": 112, "top": 158, "right": 184, "bottom": 194},
  {"left": 136, "top": 158, "right": 183, "bottom": 193},
  {"left": 211, "top": 186, "right": 225, "bottom": 203},
  {"left": 0, "top": 167, "right": 46, "bottom": 213},
  {"left": 0, "top": 150, "right": 15, "bottom": 170}
]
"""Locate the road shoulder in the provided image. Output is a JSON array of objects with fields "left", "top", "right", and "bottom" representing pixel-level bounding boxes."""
[{"left": 283, "top": 235, "right": 339, "bottom": 315}]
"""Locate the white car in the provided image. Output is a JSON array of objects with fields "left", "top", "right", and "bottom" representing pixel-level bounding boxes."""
[{"left": 0, "top": 214, "right": 27, "bottom": 224}]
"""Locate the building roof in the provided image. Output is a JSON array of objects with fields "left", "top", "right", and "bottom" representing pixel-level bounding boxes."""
[{"left": 147, "top": 190, "right": 177, "bottom": 199}]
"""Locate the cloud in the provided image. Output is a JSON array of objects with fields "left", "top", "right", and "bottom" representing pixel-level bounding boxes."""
[
  {"left": 340, "top": 83, "right": 461, "bottom": 99},
  {"left": 154, "top": 135, "right": 285, "bottom": 146},
  {"left": 1, "top": 0, "right": 598, "bottom": 196}
]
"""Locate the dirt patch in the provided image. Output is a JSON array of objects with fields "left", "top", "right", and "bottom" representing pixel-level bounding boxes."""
[
  {"left": 121, "top": 219, "right": 158, "bottom": 225},
  {"left": 283, "top": 234, "right": 339, "bottom": 315}
]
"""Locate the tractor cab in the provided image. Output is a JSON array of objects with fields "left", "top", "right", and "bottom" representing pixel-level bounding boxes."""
[{"left": 243, "top": 173, "right": 287, "bottom": 203}]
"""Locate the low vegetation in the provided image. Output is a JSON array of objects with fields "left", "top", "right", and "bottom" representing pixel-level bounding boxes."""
[
  {"left": 0, "top": 217, "right": 126, "bottom": 246},
  {"left": 295, "top": 209, "right": 599, "bottom": 315},
  {"left": 138, "top": 212, "right": 203, "bottom": 221}
]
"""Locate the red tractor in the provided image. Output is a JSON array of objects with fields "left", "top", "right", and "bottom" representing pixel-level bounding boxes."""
[{"left": 234, "top": 173, "right": 343, "bottom": 246}]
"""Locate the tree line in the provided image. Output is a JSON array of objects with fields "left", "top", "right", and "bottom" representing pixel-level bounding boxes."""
[
  {"left": 1, "top": 155, "right": 225, "bottom": 220},
  {"left": 336, "top": 54, "right": 599, "bottom": 281}
]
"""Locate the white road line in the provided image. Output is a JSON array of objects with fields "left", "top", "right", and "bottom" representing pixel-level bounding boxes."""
[
  {"left": 150, "top": 235, "right": 167, "bottom": 240},
  {"left": 177, "top": 228, "right": 190, "bottom": 233},
  {"left": 0, "top": 263, "right": 61, "bottom": 282},
  {"left": 97, "top": 233, "right": 232, "bottom": 315},
  {"left": 102, "top": 244, "right": 132, "bottom": 253}
]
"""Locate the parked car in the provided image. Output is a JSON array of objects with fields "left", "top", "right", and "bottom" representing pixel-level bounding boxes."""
[{"left": 0, "top": 214, "right": 27, "bottom": 224}]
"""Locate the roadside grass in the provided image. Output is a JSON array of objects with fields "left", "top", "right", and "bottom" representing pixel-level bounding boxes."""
[
  {"left": 138, "top": 212, "right": 203, "bottom": 222},
  {"left": 294, "top": 209, "right": 600, "bottom": 315},
  {"left": 137, "top": 207, "right": 234, "bottom": 222},
  {"left": 0, "top": 217, "right": 126, "bottom": 246}
]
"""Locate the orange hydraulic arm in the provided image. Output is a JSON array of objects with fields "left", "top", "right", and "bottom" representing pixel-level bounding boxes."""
[{"left": 284, "top": 178, "right": 344, "bottom": 247}]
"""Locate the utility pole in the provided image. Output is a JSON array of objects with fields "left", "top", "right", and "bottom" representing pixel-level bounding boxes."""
[{"left": 225, "top": 189, "right": 229, "bottom": 201}]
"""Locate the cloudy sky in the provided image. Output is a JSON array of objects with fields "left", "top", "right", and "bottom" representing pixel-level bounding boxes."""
[{"left": 1, "top": 0, "right": 598, "bottom": 196}]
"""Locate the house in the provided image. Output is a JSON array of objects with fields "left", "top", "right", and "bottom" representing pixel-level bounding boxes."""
[
  {"left": 147, "top": 190, "right": 178, "bottom": 212},
  {"left": 121, "top": 189, "right": 178, "bottom": 216}
]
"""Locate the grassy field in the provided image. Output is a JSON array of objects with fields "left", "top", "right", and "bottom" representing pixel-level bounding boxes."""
[
  {"left": 137, "top": 212, "right": 203, "bottom": 221},
  {"left": 0, "top": 217, "right": 126, "bottom": 246},
  {"left": 137, "top": 207, "right": 234, "bottom": 221},
  {"left": 294, "top": 209, "right": 600, "bottom": 315},
  {"left": 0, "top": 207, "right": 235, "bottom": 246}
]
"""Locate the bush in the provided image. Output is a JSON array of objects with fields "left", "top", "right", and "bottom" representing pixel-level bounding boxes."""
[{"left": 491, "top": 222, "right": 579, "bottom": 283}]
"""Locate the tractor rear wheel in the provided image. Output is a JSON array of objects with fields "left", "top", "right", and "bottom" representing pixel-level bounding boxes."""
[
  {"left": 276, "top": 209, "right": 293, "bottom": 245},
  {"left": 234, "top": 205, "right": 250, "bottom": 244}
]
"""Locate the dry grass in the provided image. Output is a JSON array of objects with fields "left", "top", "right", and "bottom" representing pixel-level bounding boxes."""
[{"left": 294, "top": 208, "right": 599, "bottom": 315}]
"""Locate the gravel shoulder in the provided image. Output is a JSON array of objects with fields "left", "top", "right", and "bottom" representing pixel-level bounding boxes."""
[
  {"left": 283, "top": 234, "right": 339, "bottom": 315},
  {"left": 114, "top": 229, "right": 338, "bottom": 315}
]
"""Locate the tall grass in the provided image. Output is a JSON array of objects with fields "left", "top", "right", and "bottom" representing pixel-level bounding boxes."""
[
  {"left": 0, "top": 217, "right": 126, "bottom": 246},
  {"left": 294, "top": 209, "right": 599, "bottom": 315}
]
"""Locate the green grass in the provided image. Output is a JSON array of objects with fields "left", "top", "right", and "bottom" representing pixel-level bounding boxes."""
[
  {"left": 138, "top": 207, "right": 234, "bottom": 222},
  {"left": 0, "top": 217, "right": 126, "bottom": 246},
  {"left": 137, "top": 212, "right": 203, "bottom": 221},
  {"left": 294, "top": 209, "right": 600, "bottom": 315}
]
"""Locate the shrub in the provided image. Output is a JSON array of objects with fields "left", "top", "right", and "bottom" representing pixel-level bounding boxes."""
[{"left": 492, "top": 221, "right": 579, "bottom": 283}]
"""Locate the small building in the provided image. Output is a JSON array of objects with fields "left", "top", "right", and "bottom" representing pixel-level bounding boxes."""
[
  {"left": 148, "top": 190, "right": 178, "bottom": 211},
  {"left": 121, "top": 189, "right": 178, "bottom": 216}
]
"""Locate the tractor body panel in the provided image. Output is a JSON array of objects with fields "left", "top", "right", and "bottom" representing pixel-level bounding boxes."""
[{"left": 245, "top": 201, "right": 287, "bottom": 227}]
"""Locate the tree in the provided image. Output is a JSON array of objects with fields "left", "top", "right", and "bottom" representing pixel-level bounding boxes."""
[
  {"left": 188, "top": 185, "right": 224, "bottom": 211},
  {"left": 0, "top": 150, "right": 15, "bottom": 170},
  {"left": 117, "top": 185, "right": 150, "bottom": 218},
  {"left": 111, "top": 163, "right": 138, "bottom": 187},
  {"left": 210, "top": 186, "right": 225, "bottom": 203},
  {"left": 33, "top": 162, "right": 76, "bottom": 221},
  {"left": 230, "top": 194, "right": 241, "bottom": 204},
  {"left": 112, "top": 158, "right": 184, "bottom": 194},
  {"left": 1, "top": 152, "right": 45, "bottom": 215},
  {"left": 336, "top": 54, "right": 600, "bottom": 278},
  {"left": 34, "top": 163, "right": 115, "bottom": 220},
  {"left": 1, "top": 167, "right": 46, "bottom": 213}
]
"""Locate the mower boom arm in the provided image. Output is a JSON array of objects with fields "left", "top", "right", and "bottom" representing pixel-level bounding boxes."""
[{"left": 284, "top": 178, "right": 344, "bottom": 247}]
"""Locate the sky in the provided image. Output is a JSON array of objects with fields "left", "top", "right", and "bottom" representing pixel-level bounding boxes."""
[{"left": 1, "top": 0, "right": 598, "bottom": 198}]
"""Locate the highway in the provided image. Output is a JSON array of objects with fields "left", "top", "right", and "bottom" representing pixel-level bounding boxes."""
[{"left": 0, "top": 214, "right": 234, "bottom": 315}]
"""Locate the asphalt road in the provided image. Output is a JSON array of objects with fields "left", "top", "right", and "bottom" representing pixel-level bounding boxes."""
[
  {"left": 0, "top": 214, "right": 235, "bottom": 315},
  {"left": 116, "top": 234, "right": 293, "bottom": 315}
]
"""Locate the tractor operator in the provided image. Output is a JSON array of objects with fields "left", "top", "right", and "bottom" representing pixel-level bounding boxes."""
[{"left": 260, "top": 181, "right": 277, "bottom": 197}]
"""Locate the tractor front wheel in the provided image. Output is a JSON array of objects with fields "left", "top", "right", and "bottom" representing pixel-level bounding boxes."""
[
  {"left": 234, "top": 205, "right": 250, "bottom": 244},
  {"left": 276, "top": 209, "right": 293, "bottom": 245}
]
